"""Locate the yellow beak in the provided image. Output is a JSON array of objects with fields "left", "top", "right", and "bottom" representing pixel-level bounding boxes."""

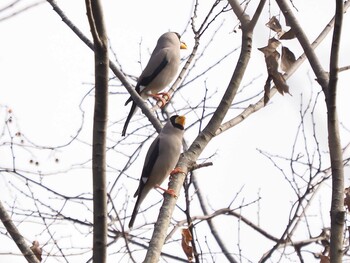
[{"left": 175, "top": 115, "right": 186, "bottom": 127}]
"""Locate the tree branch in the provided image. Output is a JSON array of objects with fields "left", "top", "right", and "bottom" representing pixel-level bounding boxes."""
[
  {"left": 85, "top": 0, "right": 109, "bottom": 262},
  {"left": 45, "top": 0, "right": 162, "bottom": 133},
  {"left": 143, "top": 0, "right": 267, "bottom": 262},
  {"left": 275, "top": 0, "right": 329, "bottom": 94},
  {"left": 0, "top": 200, "right": 40, "bottom": 263},
  {"left": 328, "top": 0, "right": 345, "bottom": 262},
  {"left": 217, "top": 0, "right": 350, "bottom": 135}
]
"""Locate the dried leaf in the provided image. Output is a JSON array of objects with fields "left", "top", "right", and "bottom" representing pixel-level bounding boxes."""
[
  {"left": 30, "top": 240, "right": 42, "bottom": 262},
  {"left": 264, "top": 76, "right": 272, "bottom": 105},
  {"left": 265, "top": 16, "right": 283, "bottom": 33},
  {"left": 264, "top": 50, "right": 290, "bottom": 96},
  {"left": 320, "top": 255, "right": 330, "bottom": 263},
  {"left": 281, "top": 46, "right": 296, "bottom": 71},
  {"left": 258, "top": 38, "right": 281, "bottom": 57},
  {"left": 280, "top": 28, "right": 296, "bottom": 40},
  {"left": 181, "top": 229, "right": 193, "bottom": 262},
  {"left": 265, "top": 50, "right": 280, "bottom": 72},
  {"left": 344, "top": 187, "right": 350, "bottom": 211},
  {"left": 268, "top": 38, "right": 281, "bottom": 50},
  {"left": 284, "top": 14, "right": 291, "bottom": 27},
  {"left": 271, "top": 72, "right": 290, "bottom": 95},
  {"left": 260, "top": 37, "right": 290, "bottom": 102}
]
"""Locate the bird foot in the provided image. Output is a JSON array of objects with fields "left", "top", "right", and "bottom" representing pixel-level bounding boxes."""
[
  {"left": 157, "top": 92, "right": 171, "bottom": 102},
  {"left": 149, "top": 92, "right": 171, "bottom": 108},
  {"left": 155, "top": 184, "right": 177, "bottom": 198},
  {"left": 170, "top": 167, "right": 186, "bottom": 176}
]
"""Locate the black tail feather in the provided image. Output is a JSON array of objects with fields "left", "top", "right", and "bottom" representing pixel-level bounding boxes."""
[
  {"left": 122, "top": 102, "right": 137, "bottom": 136},
  {"left": 128, "top": 196, "right": 141, "bottom": 229}
]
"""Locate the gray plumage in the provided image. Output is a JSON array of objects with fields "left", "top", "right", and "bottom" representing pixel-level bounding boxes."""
[
  {"left": 128, "top": 115, "right": 185, "bottom": 228},
  {"left": 122, "top": 32, "right": 187, "bottom": 136}
]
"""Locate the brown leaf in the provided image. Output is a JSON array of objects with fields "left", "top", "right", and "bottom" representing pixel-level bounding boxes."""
[
  {"left": 271, "top": 72, "right": 290, "bottom": 95},
  {"left": 280, "top": 28, "right": 296, "bottom": 40},
  {"left": 281, "top": 46, "right": 296, "bottom": 71},
  {"left": 264, "top": 76, "right": 272, "bottom": 105},
  {"left": 265, "top": 50, "right": 280, "bottom": 73},
  {"left": 264, "top": 50, "right": 290, "bottom": 96},
  {"left": 181, "top": 229, "right": 193, "bottom": 262},
  {"left": 258, "top": 38, "right": 281, "bottom": 57},
  {"left": 30, "top": 240, "right": 42, "bottom": 262},
  {"left": 320, "top": 255, "right": 330, "bottom": 263},
  {"left": 260, "top": 38, "right": 290, "bottom": 102},
  {"left": 344, "top": 187, "right": 350, "bottom": 211},
  {"left": 265, "top": 16, "right": 283, "bottom": 33},
  {"left": 284, "top": 15, "right": 290, "bottom": 27}
]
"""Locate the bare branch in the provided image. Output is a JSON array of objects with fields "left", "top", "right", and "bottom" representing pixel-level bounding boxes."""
[
  {"left": 45, "top": 0, "right": 162, "bottom": 133},
  {"left": 328, "top": 0, "right": 345, "bottom": 262},
  {"left": 217, "top": 0, "right": 350, "bottom": 135},
  {"left": 0, "top": 200, "right": 40, "bottom": 263},
  {"left": 144, "top": 1, "right": 267, "bottom": 262},
  {"left": 85, "top": 0, "right": 109, "bottom": 262},
  {"left": 275, "top": 0, "right": 329, "bottom": 93}
]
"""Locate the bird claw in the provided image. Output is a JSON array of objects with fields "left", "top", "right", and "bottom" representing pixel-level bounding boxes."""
[
  {"left": 165, "top": 188, "right": 177, "bottom": 198},
  {"left": 155, "top": 184, "right": 177, "bottom": 198},
  {"left": 149, "top": 92, "right": 171, "bottom": 108},
  {"left": 157, "top": 97, "right": 168, "bottom": 108},
  {"left": 158, "top": 92, "right": 171, "bottom": 103},
  {"left": 170, "top": 167, "right": 186, "bottom": 176}
]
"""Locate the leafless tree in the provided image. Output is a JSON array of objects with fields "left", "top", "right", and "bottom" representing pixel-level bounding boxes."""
[{"left": 1, "top": 0, "right": 349, "bottom": 263}]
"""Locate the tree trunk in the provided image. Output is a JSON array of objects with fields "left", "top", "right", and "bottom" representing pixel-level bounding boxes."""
[
  {"left": 328, "top": 1, "right": 344, "bottom": 262},
  {"left": 85, "top": 0, "right": 109, "bottom": 262}
]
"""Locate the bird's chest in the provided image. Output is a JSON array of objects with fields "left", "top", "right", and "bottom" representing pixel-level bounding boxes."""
[
  {"left": 158, "top": 136, "right": 181, "bottom": 165},
  {"left": 151, "top": 135, "right": 181, "bottom": 177}
]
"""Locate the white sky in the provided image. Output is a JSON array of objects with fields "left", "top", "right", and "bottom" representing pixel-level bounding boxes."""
[{"left": 1, "top": 0, "right": 350, "bottom": 262}]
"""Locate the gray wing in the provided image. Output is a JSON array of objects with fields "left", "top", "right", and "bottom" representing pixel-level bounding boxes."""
[
  {"left": 137, "top": 47, "right": 170, "bottom": 91},
  {"left": 128, "top": 136, "right": 160, "bottom": 228},
  {"left": 133, "top": 137, "right": 160, "bottom": 197}
]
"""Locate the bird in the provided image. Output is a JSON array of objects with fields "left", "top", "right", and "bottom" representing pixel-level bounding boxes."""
[
  {"left": 128, "top": 115, "right": 186, "bottom": 228},
  {"left": 122, "top": 32, "right": 187, "bottom": 136}
]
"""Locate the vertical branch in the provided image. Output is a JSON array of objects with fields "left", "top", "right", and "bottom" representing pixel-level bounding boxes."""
[
  {"left": 0, "top": 200, "right": 40, "bottom": 263},
  {"left": 143, "top": 1, "right": 266, "bottom": 262},
  {"left": 275, "top": 0, "right": 345, "bottom": 262},
  {"left": 85, "top": 0, "right": 109, "bottom": 262},
  {"left": 46, "top": 0, "right": 162, "bottom": 133},
  {"left": 328, "top": 0, "right": 344, "bottom": 262}
]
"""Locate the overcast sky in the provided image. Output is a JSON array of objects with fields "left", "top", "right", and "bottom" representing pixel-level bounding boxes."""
[{"left": 1, "top": 0, "right": 350, "bottom": 262}]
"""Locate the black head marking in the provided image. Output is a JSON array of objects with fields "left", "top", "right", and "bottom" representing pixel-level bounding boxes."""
[
  {"left": 174, "top": 32, "right": 181, "bottom": 40},
  {"left": 170, "top": 115, "right": 184, "bottom": 130}
]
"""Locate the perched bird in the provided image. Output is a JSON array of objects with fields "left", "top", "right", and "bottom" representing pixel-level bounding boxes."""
[
  {"left": 128, "top": 115, "right": 186, "bottom": 228},
  {"left": 122, "top": 32, "right": 187, "bottom": 136}
]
